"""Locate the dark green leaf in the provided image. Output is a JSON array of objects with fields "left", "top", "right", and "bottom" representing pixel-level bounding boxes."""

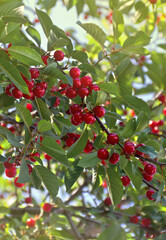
[
  {"left": 136, "top": 146, "right": 157, "bottom": 158},
  {"left": 18, "top": 159, "right": 31, "bottom": 183},
  {"left": 120, "top": 119, "right": 136, "bottom": 138},
  {"left": 26, "top": 26, "right": 41, "bottom": 47},
  {"left": 124, "top": 161, "right": 142, "bottom": 190},
  {"left": 15, "top": 103, "right": 32, "bottom": 130},
  {"left": 35, "top": 98, "right": 52, "bottom": 120},
  {"left": 77, "top": 152, "right": 100, "bottom": 168},
  {"left": 71, "top": 50, "right": 88, "bottom": 63},
  {"left": 0, "top": 155, "right": 7, "bottom": 163},
  {"left": 98, "top": 82, "right": 120, "bottom": 96},
  {"left": 78, "top": 63, "right": 96, "bottom": 74},
  {"left": 36, "top": 8, "right": 53, "bottom": 38}
]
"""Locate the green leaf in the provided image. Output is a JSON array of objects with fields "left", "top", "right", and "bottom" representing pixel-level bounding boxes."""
[
  {"left": 40, "top": 136, "right": 69, "bottom": 167},
  {"left": 77, "top": 21, "right": 106, "bottom": 47},
  {"left": 0, "top": 59, "right": 29, "bottom": 94},
  {"left": 98, "top": 82, "right": 120, "bottom": 96},
  {"left": 94, "top": 91, "right": 107, "bottom": 106},
  {"left": 37, "top": 120, "right": 52, "bottom": 132},
  {"left": 15, "top": 103, "right": 32, "bottom": 130},
  {"left": 0, "top": 126, "right": 23, "bottom": 148},
  {"left": 65, "top": 159, "right": 83, "bottom": 191},
  {"left": 0, "top": 1, "right": 23, "bottom": 18},
  {"left": 71, "top": 50, "right": 88, "bottom": 63},
  {"left": 105, "top": 112, "right": 124, "bottom": 121},
  {"left": 48, "top": 30, "right": 69, "bottom": 50},
  {"left": 136, "top": 111, "right": 149, "bottom": 132},
  {"left": 136, "top": 146, "right": 157, "bottom": 159},
  {"left": 43, "top": 63, "right": 68, "bottom": 82},
  {"left": 0, "top": 155, "right": 7, "bottom": 163},
  {"left": 76, "top": 0, "right": 84, "bottom": 15},
  {"left": 77, "top": 152, "right": 100, "bottom": 168},
  {"left": 78, "top": 63, "right": 96, "bottom": 74},
  {"left": 105, "top": 167, "right": 123, "bottom": 206},
  {"left": 97, "top": 223, "right": 122, "bottom": 240},
  {"left": 35, "top": 98, "right": 52, "bottom": 120},
  {"left": 0, "top": 93, "right": 14, "bottom": 108},
  {"left": 121, "top": 31, "right": 150, "bottom": 55},
  {"left": 35, "top": 165, "right": 59, "bottom": 200},
  {"left": 16, "top": 64, "right": 31, "bottom": 80},
  {"left": 119, "top": 155, "right": 128, "bottom": 170},
  {"left": 30, "top": 169, "right": 41, "bottom": 189},
  {"left": 26, "top": 26, "right": 41, "bottom": 47},
  {"left": 18, "top": 159, "right": 31, "bottom": 183},
  {"left": 124, "top": 161, "right": 142, "bottom": 190},
  {"left": 120, "top": 119, "right": 136, "bottom": 138},
  {"left": 36, "top": 8, "right": 53, "bottom": 38},
  {"left": 135, "top": 1, "right": 149, "bottom": 24},
  {"left": 145, "top": 140, "right": 160, "bottom": 152},
  {"left": 67, "top": 128, "right": 88, "bottom": 158},
  {"left": 113, "top": 10, "right": 124, "bottom": 41},
  {"left": 109, "top": 0, "right": 119, "bottom": 9},
  {"left": 116, "top": 57, "right": 137, "bottom": 78},
  {"left": 8, "top": 46, "right": 44, "bottom": 66},
  {"left": 86, "top": 0, "right": 97, "bottom": 16}
]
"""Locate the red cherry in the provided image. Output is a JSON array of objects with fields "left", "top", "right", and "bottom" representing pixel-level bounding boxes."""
[
  {"left": 73, "top": 78, "right": 81, "bottom": 89},
  {"left": 146, "top": 190, "right": 155, "bottom": 200},
  {"left": 109, "top": 153, "right": 120, "bottom": 165},
  {"left": 8, "top": 126, "right": 16, "bottom": 133},
  {"left": 26, "top": 218, "right": 36, "bottom": 228},
  {"left": 104, "top": 197, "right": 112, "bottom": 206},
  {"left": 43, "top": 203, "right": 52, "bottom": 213},
  {"left": 144, "top": 164, "right": 157, "bottom": 176},
  {"left": 101, "top": 179, "right": 107, "bottom": 188},
  {"left": 101, "top": 160, "right": 107, "bottom": 166},
  {"left": 51, "top": 86, "right": 58, "bottom": 93},
  {"left": 143, "top": 172, "right": 153, "bottom": 182},
  {"left": 44, "top": 153, "right": 52, "bottom": 161},
  {"left": 3, "top": 158, "right": 15, "bottom": 169},
  {"left": 82, "top": 113, "right": 96, "bottom": 124},
  {"left": 42, "top": 55, "right": 49, "bottom": 65},
  {"left": 71, "top": 112, "right": 83, "bottom": 126},
  {"left": 27, "top": 164, "right": 33, "bottom": 174},
  {"left": 135, "top": 143, "right": 145, "bottom": 156},
  {"left": 84, "top": 141, "right": 93, "bottom": 153},
  {"left": 121, "top": 175, "right": 130, "bottom": 186},
  {"left": 158, "top": 93, "right": 165, "bottom": 103},
  {"left": 29, "top": 68, "right": 40, "bottom": 79},
  {"left": 129, "top": 109, "right": 136, "bottom": 117},
  {"left": 97, "top": 148, "right": 109, "bottom": 160},
  {"left": 69, "top": 67, "right": 81, "bottom": 78},
  {"left": 163, "top": 108, "right": 166, "bottom": 116},
  {"left": 0, "top": 122, "right": 6, "bottom": 127},
  {"left": 38, "top": 81, "right": 47, "bottom": 89},
  {"left": 65, "top": 138, "right": 75, "bottom": 147},
  {"left": 107, "top": 133, "right": 119, "bottom": 145},
  {"left": 93, "top": 106, "right": 105, "bottom": 118},
  {"left": 145, "top": 232, "right": 156, "bottom": 239},
  {"left": 14, "top": 177, "right": 25, "bottom": 188},
  {"left": 130, "top": 215, "right": 139, "bottom": 224},
  {"left": 33, "top": 86, "right": 46, "bottom": 98},
  {"left": 69, "top": 104, "right": 82, "bottom": 114},
  {"left": 119, "top": 121, "right": 125, "bottom": 127},
  {"left": 5, "top": 84, "right": 13, "bottom": 96},
  {"left": 77, "top": 87, "right": 89, "bottom": 98},
  {"left": 29, "top": 152, "right": 40, "bottom": 162},
  {"left": 53, "top": 97, "right": 60, "bottom": 107},
  {"left": 124, "top": 141, "right": 135, "bottom": 154},
  {"left": 157, "top": 120, "right": 164, "bottom": 126},
  {"left": 54, "top": 50, "right": 64, "bottom": 61},
  {"left": 25, "top": 197, "right": 32, "bottom": 204},
  {"left": 81, "top": 76, "right": 92, "bottom": 87},
  {"left": 24, "top": 79, "right": 34, "bottom": 90},
  {"left": 56, "top": 140, "right": 61, "bottom": 145},
  {"left": 141, "top": 218, "right": 151, "bottom": 227},
  {"left": 12, "top": 87, "right": 23, "bottom": 99},
  {"left": 5, "top": 167, "right": 17, "bottom": 178},
  {"left": 89, "top": 84, "right": 100, "bottom": 93},
  {"left": 66, "top": 87, "right": 77, "bottom": 99},
  {"left": 26, "top": 103, "right": 33, "bottom": 112},
  {"left": 23, "top": 90, "right": 34, "bottom": 100}
]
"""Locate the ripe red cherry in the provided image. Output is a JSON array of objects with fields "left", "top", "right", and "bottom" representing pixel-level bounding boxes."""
[
  {"left": 71, "top": 112, "right": 83, "bottom": 126},
  {"left": 27, "top": 164, "right": 33, "bottom": 174},
  {"left": 53, "top": 97, "right": 60, "bottom": 107},
  {"left": 130, "top": 215, "right": 139, "bottom": 224},
  {"left": 26, "top": 218, "right": 36, "bottom": 228},
  {"left": 42, "top": 55, "right": 49, "bottom": 65},
  {"left": 65, "top": 137, "right": 75, "bottom": 147},
  {"left": 4, "top": 158, "right": 15, "bottom": 169},
  {"left": 101, "top": 160, "right": 107, "bottom": 166},
  {"left": 124, "top": 141, "right": 135, "bottom": 154},
  {"left": 101, "top": 179, "right": 107, "bottom": 188},
  {"left": 29, "top": 68, "right": 40, "bottom": 79},
  {"left": 107, "top": 133, "right": 119, "bottom": 145},
  {"left": 146, "top": 190, "right": 155, "bottom": 200},
  {"left": 145, "top": 232, "right": 156, "bottom": 239},
  {"left": 25, "top": 197, "right": 32, "bottom": 204},
  {"left": 81, "top": 76, "right": 92, "bottom": 87},
  {"left": 54, "top": 50, "right": 64, "bottom": 61},
  {"left": 29, "top": 152, "right": 40, "bottom": 162},
  {"left": 66, "top": 87, "right": 77, "bottom": 99},
  {"left": 8, "top": 126, "right": 16, "bottom": 133},
  {"left": 43, "top": 203, "right": 52, "bottom": 213},
  {"left": 121, "top": 175, "right": 130, "bottom": 186},
  {"left": 77, "top": 87, "right": 89, "bottom": 98},
  {"left": 69, "top": 104, "right": 82, "bottom": 114},
  {"left": 82, "top": 113, "right": 96, "bottom": 124},
  {"left": 5, "top": 167, "right": 17, "bottom": 178},
  {"left": 12, "top": 87, "right": 23, "bottom": 99},
  {"left": 97, "top": 148, "right": 109, "bottom": 160},
  {"left": 93, "top": 106, "right": 105, "bottom": 118},
  {"left": 141, "top": 218, "right": 151, "bottom": 227},
  {"left": 104, "top": 197, "right": 112, "bottom": 206},
  {"left": 109, "top": 153, "right": 120, "bottom": 165},
  {"left": 14, "top": 177, "right": 25, "bottom": 188},
  {"left": 26, "top": 103, "right": 33, "bottom": 112},
  {"left": 73, "top": 78, "right": 81, "bottom": 89},
  {"left": 23, "top": 90, "right": 34, "bottom": 100},
  {"left": 89, "top": 84, "right": 100, "bottom": 93},
  {"left": 44, "top": 153, "right": 52, "bottom": 161},
  {"left": 69, "top": 67, "right": 81, "bottom": 78},
  {"left": 163, "top": 108, "right": 166, "bottom": 116},
  {"left": 38, "top": 81, "right": 47, "bottom": 89},
  {"left": 144, "top": 164, "right": 157, "bottom": 176},
  {"left": 143, "top": 172, "right": 153, "bottom": 182},
  {"left": 135, "top": 143, "right": 145, "bottom": 156},
  {"left": 5, "top": 84, "right": 13, "bottom": 96},
  {"left": 158, "top": 93, "right": 165, "bottom": 103},
  {"left": 24, "top": 79, "right": 34, "bottom": 90},
  {"left": 33, "top": 86, "right": 46, "bottom": 98},
  {"left": 84, "top": 141, "right": 93, "bottom": 153}
]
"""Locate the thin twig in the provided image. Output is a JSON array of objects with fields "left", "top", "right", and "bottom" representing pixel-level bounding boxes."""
[{"left": 143, "top": 179, "right": 159, "bottom": 191}]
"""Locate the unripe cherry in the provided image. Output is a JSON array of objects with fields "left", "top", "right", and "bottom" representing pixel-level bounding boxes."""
[
  {"left": 144, "top": 164, "right": 157, "bottom": 176},
  {"left": 54, "top": 50, "right": 64, "bottom": 61},
  {"left": 124, "top": 141, "right": 135, "bottom": 154},
  {"left": 130, "top": 215, "right": 139, "bottom": 224},
  {"left": 5, "top": 167, "right": 17, "bottom": 178},
  {"left": 26, "top": 218, "right": 36, "bottom": 228},
  {"left": 81, "top": 76, "right": 92, "bottom": 87},
  {"left": 104, "top": 197, "right": 112, "bottom": 206},
  {"left": 69, "top": 67, "right": 81, "bottom": 78},
  {"left": 93, "top": 106, "right": 105, "bottom": 118},
  {"left": 66, "top": 87, "right": 77, "bottom": 99},
  {"left": 109, "top": 153, "right": 120, "bottom": 165},
  {"left": 97, "top": 148, "right": 109, "bottom": 160},
  {"left": 14, "top": 177, "right": 25, "bottom": 188},
  {"left": 107, "top": 133, "right": 119, "bottom": 145},
  {"left": 121, "top": 175, "right": 130, "bottom": 186},
  {"left": 146, "top": 190, "right": 155, "bottom": 200},
  {"left": 43, "top": 203, "right": 52, "bottom": 213}
]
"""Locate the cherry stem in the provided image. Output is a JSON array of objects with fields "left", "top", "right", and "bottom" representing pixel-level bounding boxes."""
[
  {"left": 135, "top": 154, "right": 166, "bottom": 167},
  {"left": 143, "top": 179, "right": 159, "bottom": 191}
]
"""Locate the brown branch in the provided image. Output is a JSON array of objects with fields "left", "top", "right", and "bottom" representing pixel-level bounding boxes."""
[
  {"left": 135, "top": 154, "right": 166, "bottom": 167},
  {"left": 143, "top": 179, "right": 159, "bottom": 192}
]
